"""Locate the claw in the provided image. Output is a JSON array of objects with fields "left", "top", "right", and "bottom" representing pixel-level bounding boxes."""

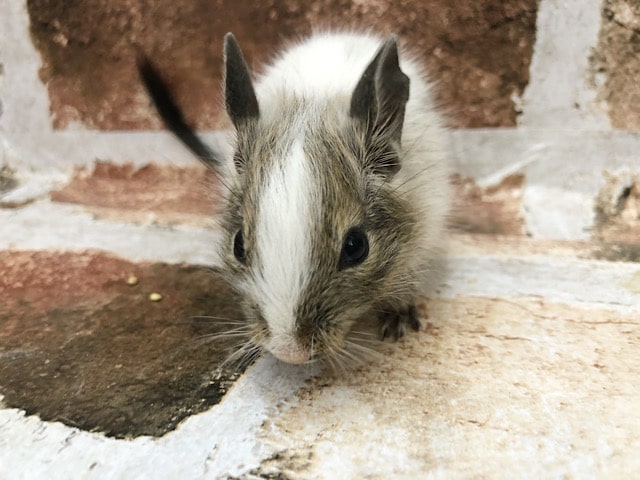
[{"left": 378, "top": 304, "right": 421, "bottom": 341}]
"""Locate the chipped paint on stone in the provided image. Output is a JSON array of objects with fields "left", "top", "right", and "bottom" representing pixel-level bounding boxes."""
[
  {"left": 451, "top": 129, "right": 640, "bottom": 239},
  {"left": 595, "top": 172, "right": 640, "bottom": 245},
  {"left": 592, "top": 0, "right": 640, "bottom": 130},
  {"left": 451, "top": 173, "right": 526, "bottom": 235}
]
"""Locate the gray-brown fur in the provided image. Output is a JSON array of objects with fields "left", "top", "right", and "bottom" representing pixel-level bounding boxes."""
[
  {"left": 219, "top": 88, "right": 423, "bottom": 361},
  {"left": 139, "top": 31, "right": 449, "bottom": 366}
]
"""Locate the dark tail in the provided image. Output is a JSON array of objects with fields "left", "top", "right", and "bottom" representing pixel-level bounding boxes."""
[{"left": 136, "top": 53, "right": 220, "bottom": 167}]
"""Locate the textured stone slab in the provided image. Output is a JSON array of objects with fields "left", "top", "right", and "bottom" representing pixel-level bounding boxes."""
[
  {"left": 2, "top": 287, "right": 638, "bottom": 478},
  {"left": 257, "top": 296, "right": 640, "bottom": 478},
  {"left": 0, "top": 250, "right": 246, "bottom": 438}
]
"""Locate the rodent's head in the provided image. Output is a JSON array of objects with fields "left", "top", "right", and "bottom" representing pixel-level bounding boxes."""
[{"left": 219, "top": 34, "right": 416, "bottom": 365}]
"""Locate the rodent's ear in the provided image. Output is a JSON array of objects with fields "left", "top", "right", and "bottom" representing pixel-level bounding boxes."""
[
  {"left": 350, "top": 36, "right": 410, "bottom": 173},
  {"left": 224, "top": 33, "right": 260, "bottom": 127}
]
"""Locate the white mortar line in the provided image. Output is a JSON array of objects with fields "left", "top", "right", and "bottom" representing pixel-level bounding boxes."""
[
  {"left": 2, "top": 127, "right": 639, "bottom": 190},
  {"left": 518, "top": 0, "right": 609, "bottom": 128},
  {"left": 0, "top": 357, "right": 321, "bottom": 480},
  {"left": 2, "top": 200, "right": 639, "bottom": 313},
  {"left": 442, "top": 255, "right": 640, "bottom": 313},
  {"left": 0, "top": 200, "right": 222, "bottom": 266},
  {"left": 2, "top": 127, "right": 640, "bottom": 244},
  {"left": 0, "top": 1, "right": 52, "bottom": 134}
]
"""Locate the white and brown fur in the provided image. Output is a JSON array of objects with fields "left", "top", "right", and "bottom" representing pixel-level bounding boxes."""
[{"left": 139, "top": 31, "right": 449, "bottom": 366}]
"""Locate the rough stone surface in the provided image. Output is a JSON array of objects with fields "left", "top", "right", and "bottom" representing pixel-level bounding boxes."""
[
  {"left": 0, "top": 250, "right": 247, "bottom": 438},
  {"left": 259, "top": 295, "right": 640, "bottom": 478},
  {"left": 26, "top": 0, "right": 537, "bottom": 130},
  {"left": 592, "top": 0, "right": 640, "bottom": 130},
  {"left": 0, "top": 161, "right": 533, "bottom": 441}
]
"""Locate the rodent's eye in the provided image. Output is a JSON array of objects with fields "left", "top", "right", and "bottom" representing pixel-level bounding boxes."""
[
  {"left": 339, "top": 227, "right": 369, "bottom": 269},
  {"left": 233, "top": 230, "right": 246, "bottom": 263}
]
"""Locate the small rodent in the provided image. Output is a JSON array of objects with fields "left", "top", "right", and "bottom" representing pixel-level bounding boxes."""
[{"left": 138, "top": 31, "right": 449, "bottom": 365}]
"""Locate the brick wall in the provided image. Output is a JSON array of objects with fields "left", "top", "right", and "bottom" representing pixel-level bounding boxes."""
[
  {"left": 10, "top": 0, "right": 640, "bottom": 133},
  {"left": 25, "top": 0, "right": 537, "bottom": 130},
  {"left": 2, "top": 1, "right": 640, "bottom": 478}
]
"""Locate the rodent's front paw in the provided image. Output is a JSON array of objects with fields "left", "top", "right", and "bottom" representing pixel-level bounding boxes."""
[{"left": 378, "top": 304, "right": 421, "bottom": 341}]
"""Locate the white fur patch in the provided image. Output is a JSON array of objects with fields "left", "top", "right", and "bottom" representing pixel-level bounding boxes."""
[
  {"left": 253, "top": 139, "right": 314, "bottom": 360},
  {"left": 256, "top": 33, "right": 381, "bottom": 107}
]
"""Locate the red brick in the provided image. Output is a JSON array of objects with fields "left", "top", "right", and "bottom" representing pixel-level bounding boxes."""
[
  {"left": 51, "top": 162, "right": 220, "bottom": 226},
  {"left": 27, "top": 0, "right": 537, "bottom": 130},
  {"left": 0, "top": 250, "right": 248, "bottom": 438}
]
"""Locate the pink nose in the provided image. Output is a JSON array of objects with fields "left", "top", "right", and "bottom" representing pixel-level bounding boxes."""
[{"left": 269, "top": 346, "right": 311, "bottom": 365}]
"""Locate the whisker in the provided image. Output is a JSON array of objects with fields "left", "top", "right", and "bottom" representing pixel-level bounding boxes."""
[
  {"left": 194, "top": 330, "right": 252, "bottom": 342},
  {"left": 194, "top": 324, "right": 252, "bottom": 336},
  {"left": 392, "top": 163, "right": 438, "bottom": 195},
  {"left": 190, "top": 316, "right": 246, "bottom": 324},
  {"left": 220, "top": 340, "right": 260, "bottom": 371},
  {"left": 328, "top": 349, "right": 347, "bottom": 373},
  {"left": 348, "top": 331, "right": 379, "bottom": 344},
  {"left": 185, "top": 333, "right": 250, "bottom": 353},
  {"left": 344, "top": 340, "right": 382, "bottom": 363}
]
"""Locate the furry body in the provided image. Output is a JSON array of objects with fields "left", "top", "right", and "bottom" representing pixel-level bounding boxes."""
[
  {"left": 219, "top": 33, "right": 449, "bottom": 364},
  {"left": 139, "top": 32, "right": 449, "bottom": 365}
]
